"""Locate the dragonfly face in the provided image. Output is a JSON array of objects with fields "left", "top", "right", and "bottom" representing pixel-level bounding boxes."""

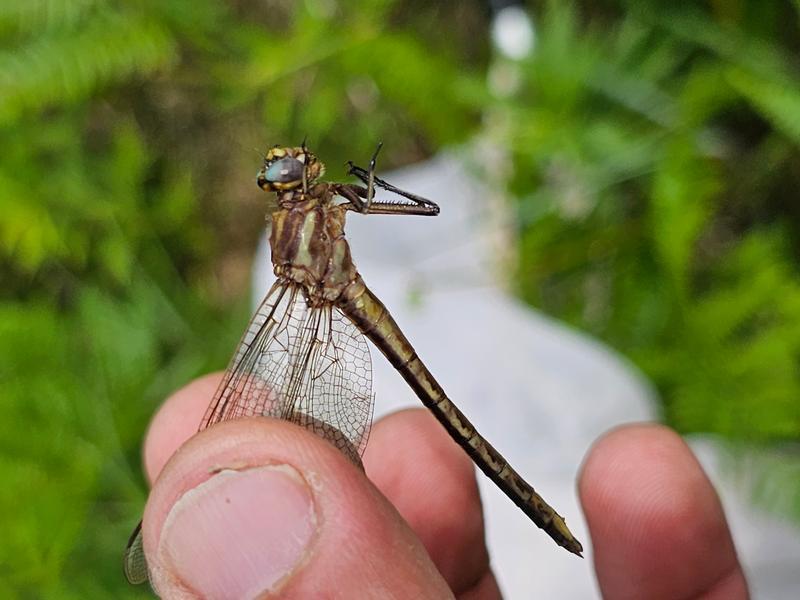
[{"left": 257, "top": 145, "right": 326, "bottom": 192}]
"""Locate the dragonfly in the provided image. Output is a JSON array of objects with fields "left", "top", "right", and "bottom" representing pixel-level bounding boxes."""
[{"left": 124, "top": 143, "right": 582, "bottom": 585}]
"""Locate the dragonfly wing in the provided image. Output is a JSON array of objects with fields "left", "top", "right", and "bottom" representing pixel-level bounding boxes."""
[
  {"left": 124, "top": 282, "right": 374, "bottom": 584},
  {"left": 288, "top": 304, "right": 374, "bottom": 464},
  {"left": 201, "top": 281, "right": 297, "bottom": 427},
  {"left": 202, "top": 281, "right": 374, "bottom": 463},
  {"left": 123, "top": 522, "right": 148, "bottom": 585},
  {"left": 123, "top": 282, "right": 298, "bottom": 586}
]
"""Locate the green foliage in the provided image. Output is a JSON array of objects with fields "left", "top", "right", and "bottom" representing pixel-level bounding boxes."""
[
  {"left": 0, "top": 281, "right": 243, "bottom": 597},
  {"left": 0, "top": 0, "right": 487, "bottom": 595},
  {"left": 2, "top": 0, "right": 799, "bottom": 594},
  {"left": 503, "top": 0, "right": 800, "bottom": 517}
]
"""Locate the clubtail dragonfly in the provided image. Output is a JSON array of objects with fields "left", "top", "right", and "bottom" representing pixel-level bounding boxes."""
[{"left": 124, "top": 143, "right": 583, "bottom": 585}]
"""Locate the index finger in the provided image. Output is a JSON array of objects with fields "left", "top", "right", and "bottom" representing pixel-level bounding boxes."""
[{"left": 579, "top": 424, "right": 749, "bottom": 599}]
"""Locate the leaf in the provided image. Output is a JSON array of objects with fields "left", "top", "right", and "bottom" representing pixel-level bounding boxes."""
[
  {"left": 649, "top": 140, "right": 719, "bottom": 297},
  {"left": 726, "top": 68, "right": 800, "bottom": 145},
  {"left": 0, "top": 8, "right": 176, "bottom": 122}
]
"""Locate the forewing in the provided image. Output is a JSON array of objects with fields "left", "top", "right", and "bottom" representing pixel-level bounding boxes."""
[
  {"left": 201, "top": 281, "right": 298, "bottom": 427},
  {"left": 123, "top": 522, "right": 148, "bottom": 585},
  {"left": 202, "top": 281, "right": 374, "bottom": 461},
  {"left": 124, "top": 282, "right": 374, "bottom": 585},
  {"left": 288, "top": 304, "right": 374, "bottom": 464}
]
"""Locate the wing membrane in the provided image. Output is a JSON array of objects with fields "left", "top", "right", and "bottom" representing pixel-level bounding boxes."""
[
  {"left": 202, "top": 280, "right": 374, "bottom": 461},
  {"left": 124, "top": 281, "right": 374, "bottom": 585},
  {"left": 123, "top": 522, "right": 147, "bottom": 585},
  {"left": 288, "top": 300, "right": 374, "bottom": 462}
]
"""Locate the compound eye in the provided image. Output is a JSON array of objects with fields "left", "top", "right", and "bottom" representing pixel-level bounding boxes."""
[{"left": 264, "top": 157, "right": 304, "bottom": 183}]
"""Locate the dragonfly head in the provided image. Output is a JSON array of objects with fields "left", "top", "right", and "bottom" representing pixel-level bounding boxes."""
[{"left": 257, "top": 145, "right": 325, "bottom": 192}]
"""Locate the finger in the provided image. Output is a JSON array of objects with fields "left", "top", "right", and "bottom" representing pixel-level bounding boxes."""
[
  {"left": 143, "top": 379, "right": 499, "bottom": 598},
  {"left": 579, "top": 424, "right": 749, "bottom": 600},
  {"left": 143, "top": 373, "right": 223, "bottom": 484},
  {"left": 142, "top": 417, "right": 452, "bottom": 599},
  {"left": 364, "top": 409, "right": 500, "bottom": 598}
]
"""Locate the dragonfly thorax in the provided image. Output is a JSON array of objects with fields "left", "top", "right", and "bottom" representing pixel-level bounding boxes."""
[{"left": 269, "top": 196, "right": 360, "bottom": 304}]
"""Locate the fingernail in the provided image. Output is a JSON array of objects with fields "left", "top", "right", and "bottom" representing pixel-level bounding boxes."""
[{"left": 159, "top": 465, "right": 317, "bottom": 598}]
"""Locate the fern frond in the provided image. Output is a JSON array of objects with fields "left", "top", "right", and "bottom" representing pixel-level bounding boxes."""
[
  {"left": 0, "top": 8, "right": 175, "bottom": 122},
  {"left": 651, "top": 8, "right": 796, "bottom": 84},
  {"left": 0, "top": 0, "right": 105, "bottom": 34},
  {"left": 727, "top": 68, "right": 800, "bottom": 145}
]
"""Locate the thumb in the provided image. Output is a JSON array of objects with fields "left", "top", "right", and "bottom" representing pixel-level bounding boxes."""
[{"left": 142, "top": 418, "right": 451, "bottom": 599}]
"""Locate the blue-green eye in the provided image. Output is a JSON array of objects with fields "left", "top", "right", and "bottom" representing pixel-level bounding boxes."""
[{"left": 265, "top": 157, "right": 304, "bottom": 183}]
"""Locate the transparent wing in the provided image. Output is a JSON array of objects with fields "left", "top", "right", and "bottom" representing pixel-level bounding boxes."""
[
  {"left": 124, "top": 281, "right": 374, "bottom": 585},
  {"left": 200, "top": 281, "right": 299, "bottom": 429},
  {"left": 287, "top": 298, "right": 374, "bottom": 463},
  {"left": 123, "top": 522, "right": 148, "bottom": 585},
  {"left": 201, "top": 281, "right": 374, "bottom": 461}
]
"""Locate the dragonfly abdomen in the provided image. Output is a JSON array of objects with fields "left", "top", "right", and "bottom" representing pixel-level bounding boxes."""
[{"left": 338, "top": 279, "right": 583, "bottom": 556}]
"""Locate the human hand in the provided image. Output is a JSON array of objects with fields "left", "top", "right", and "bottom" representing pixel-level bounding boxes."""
[{"left": 138, "top": 374, "right": 748, "bottom": 598}]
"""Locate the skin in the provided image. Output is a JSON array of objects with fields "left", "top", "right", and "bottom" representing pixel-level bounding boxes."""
[{"left": 141, "top": 374, "right": 749, "bottom": 599}]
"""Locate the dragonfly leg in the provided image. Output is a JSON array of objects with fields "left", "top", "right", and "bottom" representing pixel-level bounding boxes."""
[
  {"left": 365, "top": 142, "right": 383, "bottom": 209},
  {"left": 335, "top": 182, "right": 439, "bottom": 216},
  {"left": 301, "top": 136, "right": 309, "bottom": 193},
  {"left": 336, "top": 183, "right": 369, "bottom": 212},
  {"left": 345, "top": 143, "right": 383, "bottom": 213},
  {"left": 344, "top": 159, "right": 440, "bottom": 216}
]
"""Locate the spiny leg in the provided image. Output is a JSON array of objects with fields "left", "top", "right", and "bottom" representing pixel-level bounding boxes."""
[
  {"left": 344, "top": 143, "right": 439, "bottom": 215},
  {"left": 345, "top": 164, "right": 439, "bottom": 215},
  {"left": 366, "top": 141, "right": 383, "bottom": 210},
  {"left": 301, "top": 136, "right": 309, "bottom": 193},
  {"left": 335, "top": 182, "right": 439, "bottom": 216}
]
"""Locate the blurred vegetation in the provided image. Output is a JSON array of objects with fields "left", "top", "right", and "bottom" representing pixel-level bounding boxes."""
[
  {"left": 503, "top": 1, "right": 800, "bottom": 522},
  {"left": 0, "top": 0, "right": 798, "bottom": 596},
  {"left": 0, "top": 0, "right": 487, "bottom": 596}
]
